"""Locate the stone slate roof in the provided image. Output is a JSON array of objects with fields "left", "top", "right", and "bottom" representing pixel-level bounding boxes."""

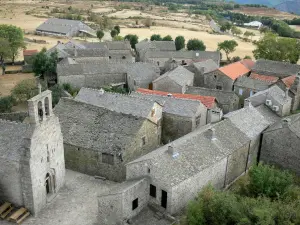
[
  {"left": 75, "top": 88, "right": 157, "bottom": 119},
  {"left": 153, "top": 66, "right": 194, "bottom": 87},
  {"left": 80, "top": 42, "right": 107, "bottom": 49},
  {"left": 0, "top": 120, "right": 31, "bottom": 162},
  {"left": 64, "top": 48, "right": 109, "bottom": 57},
  {"left": 128, "top": 119, "right": 249, "bottom": 187},
  {"left": 100, "top": 179, "right": 147, "bottom": 195},
  {"left": 186, "top": 87, "right": 239, "bottom": 106},
  {"left": 255, "top": 105, "right": 280, "bottom": 124},
  {"left": 145, "top": 50, "right": 221, "bottom": 65},
  {"left": 250, "top": 73, "right": 279, "bottom": 84},
  {"left": 47, "top": 43, "right": 70, "bottom": 59},
  {"left": 218, "top": 61, "right": 250, "bottom": 80},
  {"left": 234, "top": 76, "right": 270, "bottom": 91},
  {"left": 36, "top": 18, "right": 94, "bottom": 35},
  {"left": 54, "top": 98, "right": 151, "bottom": 152},
  {"left": 106, "top": 41, "right": 131, "bottom": 50},
  {"left": 252, "top": 59, "right": 300, "bottom": 78},
  {"left": 264, "top": 113, "right": 300, "bottom": 138},
  {"left": 130, "top": 92, "right": 204, "bottom": 117},
  {"left": 126, "top": 63, "right": 160, "bottom": 81},
  {"left": 224, "top": 105, "right": 272, "bottom": 139},
  {"left": 58, "top": 57, "right": 77, "bottom": 65},
  {"left": 192, "top": 59, "right": 219, "bottom": 74},
  {"left": 136, "top": 88, "right": 216, "bottom": 109},
  {"left": 136, "top": 40, "right": 176, "bottom": 52}
]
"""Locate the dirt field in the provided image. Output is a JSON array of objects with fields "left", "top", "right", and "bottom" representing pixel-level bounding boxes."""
[
  {"left": 0, "top": 73, "right": 34, "bottom": 96},
  {"left": 121, "top": 26, "right": 257, "bottom": 58}
]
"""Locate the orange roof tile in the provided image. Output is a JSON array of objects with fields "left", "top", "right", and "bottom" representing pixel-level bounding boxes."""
[
  {"left": 240, "top": 59, "right": 255, "bottom": 70},
  {"left": 23, "top": 50, "right": 38, "bottom": 56},
  {"left": 218, "top": 61, "right": 250, "bottom": 80},
  {"left": 282, "top": 75, "right": 296, "bottom": 88},
  {"left": 136, "top": 88, "right": 216, "bottom": 109},
  {"left": 250, "top": 73, "right": 279, "bottom": 83}
]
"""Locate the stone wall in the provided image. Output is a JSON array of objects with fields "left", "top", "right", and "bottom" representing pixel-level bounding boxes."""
[
  {"left": 261, "top": 127, "right": 300, "bottom": 175},
  {"left": 98, "top": 193, "right": 123, "bottom": 225},
  {"left": 0, "top": 112, "right": 28, "bottom": 122},
  {"left": 171, "top": 157, "right": 227, "bottom": 214},
  {"left": 153, "top": 78, "right": 183, "bottom": 94},
  {"left": 203, "top": 70, "right": 234, "bottom": 91}
]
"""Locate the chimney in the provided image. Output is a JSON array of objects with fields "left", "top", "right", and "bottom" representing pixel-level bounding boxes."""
[
  {"left": 282, "top": 118, "right": 291, "bottom": 128},
  {"left": 244, "top": 98, "right": 252, "bottom": 107},
  {"left": 99, "top": 88, "right": 105, "bottom": 95},
  {"left": 167, "top": 93, "right": 172, "bottom": 97},
  {"left": 167, "top": 145, "right": 179, "bottom": 158},
  {"left": 208, "top": 128, "right": 217, "bottom": 141}
]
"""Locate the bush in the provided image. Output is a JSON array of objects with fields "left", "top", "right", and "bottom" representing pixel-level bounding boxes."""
[
  {"left": 11, "top": 79, "right": 39, "bottom": 102},
  {"left": 175, "top": 36, "right": 185, "bottom": 50},
  {"left": 0, "top": 96, "right": 15, "bottom": 113},
  {"left": 110, "top": 29, "right": 118, "bottom": 38},
  {"left": 124, "top": 34, "right": 138, "bottom": 49},
  {"left": 187, "top": 39, "right": 206, "bottom": 51},
  {"left": 150, "top": 34, "right": 162, "bottom": 41},
  {"left": 162, "top": 35, "right": 173, "bottom": 41}
]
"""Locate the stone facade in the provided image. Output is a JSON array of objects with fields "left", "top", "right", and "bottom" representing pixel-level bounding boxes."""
[
  {"left": 0, "top": 90, "right": 65, "bottom": 216},
  {"left": 260, "top": 116, "right": 300, "bottom": 175},
  {"left": 203, "top": 70, "right": 235, "bottom": 91}
]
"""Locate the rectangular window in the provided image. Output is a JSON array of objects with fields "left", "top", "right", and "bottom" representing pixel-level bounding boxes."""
[
  {"left": 132, "top": 198, "right": 138, "bottom": 210},
  {"left": 216, "top": 85, "right": 222, "bottom": 90},
  {"left": 195, "top": 115, "right": 201, "bottom": 127},
  {"left": 151, "top": 109, "right": 155, "bottom": 117},
  {"left": 142, "top": 136, "right": 146, "bottom": 146},
  {"left": 102, "top": 153, "right": 114, "bottom": 165},
  {"left": 239, "top": 88, "right": 243, "bottom": 95},
  {"left": 250, "top": 90, "right": 254, "bottom": 96},
  {"left": 150, "top": 184, "right": 156, "bottom": 198}
]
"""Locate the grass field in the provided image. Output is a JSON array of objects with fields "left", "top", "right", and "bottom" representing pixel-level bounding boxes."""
[{"left": 0, "top": 73, "right": 34, "bottom": 97}]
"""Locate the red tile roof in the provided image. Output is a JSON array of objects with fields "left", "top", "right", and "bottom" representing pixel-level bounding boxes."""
[
  {"left": 240, "top": 59, "right": 255, "bottom": 70},
  {"left": 250, "top": 73, "right": 279, "bottom": 83},
  {"left": 218, "top": 61, "right": 250, "bottom": 80},
  {"left": 23, "top": 50, "right": 38, "bottom": 56},
  {"left": 136, "top": 88, "right": 216, "bottom": 109},
  {"left": 282, "top": 75, "right": 296, "bottom": 88}
]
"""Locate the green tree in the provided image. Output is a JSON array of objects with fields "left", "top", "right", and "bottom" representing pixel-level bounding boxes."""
[
  {"left": 113, "top": 35, "right": 124, "bottom": 41},
  {"left": 0, "top": 96, "right": 15, "bottom": 113},
  {"left": 110, "top": 29, "right": 118, "bottom": 38},
  {"left": 244, "top": 31, "right": 255, "bottom": 40},
  {"left": 220, "top": 22, "right": 232, "bottom": 32},
  {"left": 187, "top": 39, "right": 206, "bottom": 51},
  {"left": 0, "top": 38, "right": 11, "bottom": 62},
  {"left": 218, "top": 40, "right": 238, "bottom": 61},
  {"left": 0, "top": 24, "right": 25, "bottom": 63},
  {"left": 150, "top": 34, "right": 162, "bottom": 41},
  {"left": 259, "top": 26, "right": 269, "bottom": 33},
  {"left": 162, "top": 35, "right": 173, "bottom": 41},
  {"left": 231, "top": 26, "right": 242, "bottom": 36},
  {"left": 96, "top": 30, "right": 104, "bottom": 41},
  {"left": 244, "top": 55, "right": 252, "bottom": 59},
  {"left": 124, "top": 34, "right": 138, "bottom": 49},
  {"left": 114, "top": 25, "right": 120, "bottom": 35},
  {"left": 11, "top": 79, "right": 39, "bottom": 102},
  {"left": 253, "top": 32, "right": 300, "bottom": 64},
  {"left": 32, "top": 48, "right": 58, "bottom": 78},
  {"left": 175, "top": 36, "right": 185, "bottom": 50}
]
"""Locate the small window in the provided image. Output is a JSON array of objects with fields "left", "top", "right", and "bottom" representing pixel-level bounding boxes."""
[
  {"left": 109, "top": 56, "right": 111, "bottom": 59},
  {"left": 150, "top": 184, "right": 156, "bottom": 198},
  {"left": 216, "top": 85, "right": 222, "bottom": 90},
  {"left": 47, "top": 151, "right": 50, "bottom": 162},
  {"left": 142, "top": 136, "right": 146, "bottom": 146},
  {"left": 214, "top": 75, "right": 217, "bottom": 79},
  {"left": 151, "top": 109, "right": 155, "bottom": 117},
  {"left": 250, "top": 90, "right": 254, "bottom": 96},
  {"left": 102, "top": 153, "right": 114, "bottom": 165},
  {"left": 132, "top": 198, "right": 138, "bottom": 210},
  {"left": 148, "top": 168, "right": 151, "bottom": 173},
  {"left": 239, "top": 88, "right": 243, "bottom": 95},
  {"left": 196, "top": 115, "right": 201, "bottom": 127},
  {"left": 122, "top": 56, "right": 126, "bottom": 59},
  {"left": 134, "top": 80, "right": 137, "bottom": 86},
  {"left": 157, "top": 61, "right": 160, "bottom": 66}
]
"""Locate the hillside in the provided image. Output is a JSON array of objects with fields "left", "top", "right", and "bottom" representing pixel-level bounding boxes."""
[{"left": 275, "top": 0, "right": 300, "bottom": 15}]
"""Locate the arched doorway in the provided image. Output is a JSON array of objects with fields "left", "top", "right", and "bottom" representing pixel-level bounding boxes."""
[
  {"left": 45, "top": 97, "right": 50, "bottom": 116},
  {"left": 45, "top": 173, "right": 50, "bottom": 195}
]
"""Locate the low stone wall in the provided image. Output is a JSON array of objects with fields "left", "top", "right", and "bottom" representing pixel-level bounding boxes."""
[{"left": 0, "top": 112, "right": 28, "bottom": 122}]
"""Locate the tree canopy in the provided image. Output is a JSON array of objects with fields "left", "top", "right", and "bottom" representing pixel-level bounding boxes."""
[
  {"left": 110, "top": 29, "right": 118, "bottom": 38},
  {"left": 32, "top": 48, "right": 58, "bottom": 78},
  {"left": 162, "top": 35, "right": 173, "bottom": 41},
  {"left": 150, "top": 34, "right": 162, "bottom": 41},
  {"left": 124, "top": 34, "right": 139, "bottom": 49},
  {"left": 114, "top": 25, "right": 120, "bottom": 35},
  {"left": 220, "top": 22, "right": 232, "bottom": 32},
  {"left": 96, "top": 30, "right": 104, "bottom": 41},
  {"left": 253, "top": 32, "right": 300, "bottom": 64},
  {"left": 187, "top": 39, "right": 206, "bottom": 51},
  {"left": 218, "top": 40, "right": 238, "bottom": 61},
  {"left": 231, "top": 26, "right": 242, "bottom": 36},
  {"left": 0, "top": 24, "right": 25, "bottom": 63},
  {"left": 175, "top": 36, "right": 185, "bottom": 50}
]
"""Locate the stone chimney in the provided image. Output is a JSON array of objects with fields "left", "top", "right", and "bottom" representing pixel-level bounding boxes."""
[
  {"left": 167, "top": 144, "right": 179, "bottom": 158},
  {"left": 99, "top": 88, "right": 105, "bottom": 95},
  {"left": 244, "top": 98, "right": 252, "bottom": 107},
  {"left": 208, "top": 128, "right": 217, "bottom": 141},
  {"left": 282, "top": 118, "right": 291, "bottom": 128}
]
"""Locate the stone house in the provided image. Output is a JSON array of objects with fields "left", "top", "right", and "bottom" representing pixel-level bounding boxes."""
[
  {"left": 56, "top": 62, "right": 160, "bottom": 91},
  {"left": 131, "top": 88, "right": 211, "bottom": 143},
  {"left": 186, "top": 86, "right": 239, "bottom": 113},
  {"left": 246, "top": 85, "right": 292, "bottom": 117},
  {"left": 260, "top": 114, "right": 300, "bottom": 175},
  {"left": 23, "top": 50, "right": 38, "bottom": 65},
  {"left": 152, "top": 66, "right": 194, "bottom": 93},
  {"left": 98, "top": 119, "right": 253, "bottom": 222},
  {"left": 203, "top": 61, "right": 251, "bottom": 91},
  {"left": 185, "top": 59, "right": 219, "bottom": 87},
  {"left": 252, "top": 59, "right": 300, "bottom": 78},
  {"left": 142, "top": 50, "right": 221, "bottom": 70},
  {"left": 54, "top": 94, "right": 162, "bottom": 182},
  {"left": 0, "top": 90, "right": 65, "bottom": 216}
]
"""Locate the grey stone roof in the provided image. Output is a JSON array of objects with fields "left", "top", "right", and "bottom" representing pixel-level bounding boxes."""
[
  {"left": 0, "top": 120, "right": 31, "bottom": 162},
  {"left": 47, "top": 43, "right": 70, "bottom": 59},
  {"left": 224, "top": 105, "right": 272, "bottom": 139},
  {"left": 80, "top": 42, "right": 107, "bottom": 49},
  {"left": 36, "top": 18, "right": 94, "bottom": 35},
  {"left": 234, "top": 76, "right": 270, "bottom": 91},
  {"left": 54, "top": 98, "right": 152, "bottom": 152},
  {"left": 75, "top": 88, "right": 156, "bottom": 119},
  {"left": 145, "top": 50, "right": 221, "bottom": 65},
  {"left": 265, "top": 113, "right": 300, "bottom": 138},
  {"left": 100, "top": 179, "right": 147, "bottom": 195},
  {"left": 186, "top": 87, "right": 239, "bottom": 105},
  {"left": 130, "top": 92, "right": 204, "bottom": 117},
  {"left": 65, "top": 48, "right": 109, "bottom": 57},
  {"left": 153, "top": 66, "right": 194, "bottom": 87},
  {"left": 126, "top": 63, "right": 160, "bottom": 81},
  {"left": 255, "top": 105, "right": 280, "bottom": 124},
  {"left": 58, "top": 57, "right": 77, "bottom": 65},
  {"left": 106, "top": 41, "right": 131, "bottom": 50},
  {"left": 128, "top": 120, "right": 249, "bottom": 187},
  {"left": 136, "top": 40, "right": 176, "bottom": 52},
  {"left": 192, "top": 59, "right": 219, "bottom": 74},
  {"left": 252, "top": 59, "right": 300, "bottom": 78}
]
